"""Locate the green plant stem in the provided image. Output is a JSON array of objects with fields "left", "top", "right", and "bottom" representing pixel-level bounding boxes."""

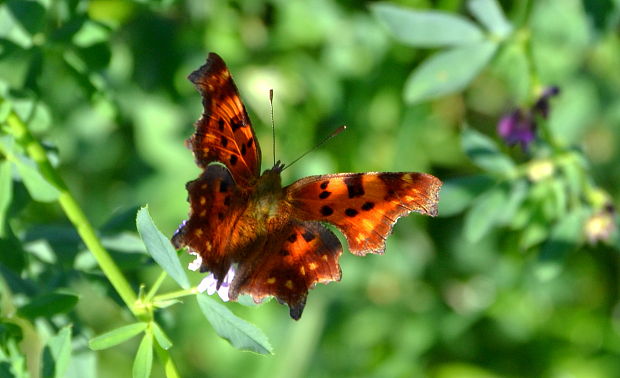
[
  {"left": 3, "top": 102, "right": 182, "bottom": 375},
  {"left": 2, "top": 104, "right": 139, "bottom": 314},
  {"left": 153, "top": 288, "right": 198, "bottom": 303},
  {"left": 145, "top": 271, "right": 168, "bottom": 303}
]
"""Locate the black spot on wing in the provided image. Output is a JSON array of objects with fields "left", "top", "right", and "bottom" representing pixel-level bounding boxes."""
[
  {"left": 320, "top": 181, "right": 329, "bottom": 190},
  {"left": 319, "top": 191, "right": 331, "bottom": 199},
  {"left": 288, "top": 233, "right": 297, "bottom": 243},
  {"left": 230, "top": 154, "right": 238, "bottom": 165},
  {"left": 345, "top": 208, "right": 358, "bottom": 217},
  {"left": 320, "top": 206, "right": 334, "bottom": 216},
  {"left": 219, "top": 180, "right": 229, "bottom": 193},
  {"left": 302, "top": 231, "right": 315, "bottom": 242},
  {"left": 344, "top": 175, "right": 365, "bottom": 198},
  {"left": 362, "top": 201, "right": 375, "bottom": 211}
]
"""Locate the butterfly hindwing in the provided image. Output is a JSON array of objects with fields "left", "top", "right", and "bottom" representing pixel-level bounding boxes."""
[
  {"left": 172, "top": 164, "right": 247, "bottom": 282},
  {"left": 188, "top": 53, "right": 261, "bottom": 187},
  {"left": 229, "top": 220, "right": 343, "bottom": 320},
  {"left": 285, "top": 172, "right": 442, "bottom": 255}
]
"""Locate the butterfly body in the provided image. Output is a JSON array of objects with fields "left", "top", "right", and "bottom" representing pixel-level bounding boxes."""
[{"left": 173, "top": 53, "right": 442, "bottom": 319}]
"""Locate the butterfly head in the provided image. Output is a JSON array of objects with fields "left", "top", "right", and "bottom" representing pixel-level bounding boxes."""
[
  {"left": 271, "top": 160, "right": 285, "bottom": 173},
  {"left": 256, "top": 160, "right": 285, "bottom": 194}
]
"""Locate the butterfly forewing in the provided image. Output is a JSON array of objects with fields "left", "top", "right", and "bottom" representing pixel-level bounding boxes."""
[
  {"left": 172, "top": 164, "right": 248, "bottom": 282},
  {"left": 285, "top": 172, "right": 442, "bottom": 255},
  {"left": 188, "top": 53, "right": 261, "bottom": 187}
]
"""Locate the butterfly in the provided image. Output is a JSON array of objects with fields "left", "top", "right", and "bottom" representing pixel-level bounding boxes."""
[{"left": 172, "top": 53, "right": 442, "bottom": 320}]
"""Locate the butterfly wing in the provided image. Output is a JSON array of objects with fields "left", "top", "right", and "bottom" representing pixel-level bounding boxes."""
[
  {"left": 188, "top": 52, "right": 261, "bottom": 187},
  {"left": 229, "top": 220, "right": 342, "bottom": 320},
  {"left": 284, "top": 172, "right": 442, "bottom": 255},
  {"left": 172, "top": 164, "right": 248, "bottom": 282}
]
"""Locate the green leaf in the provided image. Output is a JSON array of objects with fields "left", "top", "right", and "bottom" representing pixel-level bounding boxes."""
[
  {"left": 0, "top": 100, "right": 12, "bottom": 123},
  {"left": 13, "top": 155, "right": 60, "bottom": 202},
  {"left": 461, "top": 127, "right": 515, "bottom": 174},
  {"left": 6, "top": 0, "right": 46, "bottom": 36},
  {"left": 371, "top": 3, "right": 484, "bottom": 47},
  {"left": 490, "top": 43, "right": 530, "bottom": 103},
  {"left": 17, "top": 291, "right": 79, "bottom": 319},
  {"left": 0, "top": 161, "right": 13, "bottom": 236},
  {"left": 197, "top": 294, "right": 273, "bottom": 355},
  {"left": 463, "top": 185, "right": 508, "bottom": 242},
  {"left": 467, "top": 0, "right": 512, "bottom": 38},
  {"left": 42, "top": 326, "right": 72, "bottom": 378},
  {"left": 536, "top": 207, "right": 588, "bottom": 280},
  {"left": 151, "top": 322, "right": 173, "bottom": 350},
  {"left": 0, "top": 321, "right": 23, "bottom": 343},
  {"left": 548, "top": 79, "right": 599, "bottom": 145},
  {"left": 136, "top": 206, "right": 190, "bottom": 289},
  {"left": 132, "top": 332, "right": 153, "bottom": 378},
  {"left": 88, "top": 323, "right": 148, "bottom": 351},
  {"left": 404, "top": 41, "right": 497, "bottom": 104},
  {"left": 438, "top": 175, "right": 494, "bottom": 217},
  {"left": 497, "top": 179, "right": 528, "bottom": 224},
  {"left": 0, "top": 40, "right": 34, "bottom": 87}
]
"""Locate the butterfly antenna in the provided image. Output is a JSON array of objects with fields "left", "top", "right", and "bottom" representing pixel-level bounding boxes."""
[
  {"left": 270, "top": 89, "right": 276, "bottom": 167},
  {"left": 283, "top": 125, "right": 347, "bottom": 171}
]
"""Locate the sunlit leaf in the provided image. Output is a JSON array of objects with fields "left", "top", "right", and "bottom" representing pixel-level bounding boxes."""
[
  {"left": 88, "top": 323, "right": 148, "bottom": 351},
  {"left": 497, "top": 179, "right": 528, "bottom": 224},
  {"left": 372, "top": 3, "right": 484, "bottom": 47},
  {"left": 132, "top": 332, "right": 153, "bottom": 378},
  {"left": 467, "top": 0, "right": 512, "bottom": 38},
  {"left": 13, "top": 155, "right": 60, "bottom": 202},
  {"left": 42, "top": 326, "right": 72, "bottom": 378},
  {"left": 197, "top": 294, "right": 273, "bottom": 355},
  {"left": 404, "top": 41, "right": 497, "bottom": 104},
  {"left": 151, "top": 322, "right": 173, "bottom": 350},
  {"left": 136, "top": 206, "right": 190, "bottom": 289},
  {"left": 490, "top": 44, "right": 530, "bottom": 103},
  {"left": 461, "top": 127, "right": 515, "bottom": 175},
  {"left": 463, "top": 185, "right": 508, "bottom": 242}
]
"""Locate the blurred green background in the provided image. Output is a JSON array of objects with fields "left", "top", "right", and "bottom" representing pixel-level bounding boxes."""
[{"left": 2, "top": 0, "right": 620, "bottom": 377}]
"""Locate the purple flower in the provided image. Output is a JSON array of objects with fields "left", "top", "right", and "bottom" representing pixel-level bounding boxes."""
[
  {"left": 533, "top": 86, "right": 560, "bottom": 119},
  {"left": 188, "top": 251, "right": 235, "bottom": 301},
  {"left": 497, "top": 86, "right": 560, "bottom": 150},
  {"left": 497, "top": 109, "right": 536, "bottom": 149}
]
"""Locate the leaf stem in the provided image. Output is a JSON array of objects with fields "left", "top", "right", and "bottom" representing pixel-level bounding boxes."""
[
  {"left": 153, "top": 288, "right": 198, "bottom": 303},
  {"left": 145, "top": 271, "right": 168, "bottom": 303},
  {"left": 2, "top": 102, "right": 139, "bottom": 314}
]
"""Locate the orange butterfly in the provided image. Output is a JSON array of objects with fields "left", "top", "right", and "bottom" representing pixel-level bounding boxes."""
[{"left": 172, "top": 53, "right": 442, "bottom": 319}]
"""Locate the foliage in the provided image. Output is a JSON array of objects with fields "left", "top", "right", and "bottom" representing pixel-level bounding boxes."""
[{"left": 1, "top": 0, "right": 620, "bottom": 377}]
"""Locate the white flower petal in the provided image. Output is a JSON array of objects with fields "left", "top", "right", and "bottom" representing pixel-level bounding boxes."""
[
  {"left": 187, "top": 251, "right": 202, "bottom": 271},
  {"left": 217, "top": 286, "right": 230, "bottom": 302},
  {"left": 197, "top": 274, "right": 218, "bottom": 295}
]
